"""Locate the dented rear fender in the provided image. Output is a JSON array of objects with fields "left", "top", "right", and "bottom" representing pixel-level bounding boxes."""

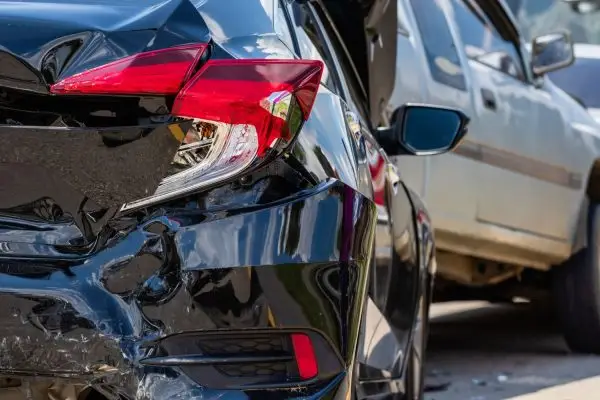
[{"left": 0, "top": 179, "right": 376, "bottom": 399}]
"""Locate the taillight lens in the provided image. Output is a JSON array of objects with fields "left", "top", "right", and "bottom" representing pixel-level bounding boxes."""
[
  {"left": 144, "top": 59, "right": 322, "bottom": 209},
  {"left": 50, "top": 44, "right": 323, "bottom": 210},
  {"left": 50, "top": 44, "right": 208, "bottom": 95},
  {"left": 174, "top": 59, "right": 322, "bottom": 157}
]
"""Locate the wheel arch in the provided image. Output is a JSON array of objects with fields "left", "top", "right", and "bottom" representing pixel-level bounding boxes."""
[{"left": 573, "top": 158, "right": 600, "bottom": 254}]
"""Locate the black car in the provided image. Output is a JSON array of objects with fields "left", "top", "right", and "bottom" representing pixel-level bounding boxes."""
[{"left": 0, "top": 0, "right": 468, "bottom": 399}]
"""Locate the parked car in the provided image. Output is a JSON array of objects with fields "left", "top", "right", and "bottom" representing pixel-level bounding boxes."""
[
  {"left": 505, "top": 0, "right": 600, "bottom": 122},
  {"left": 389, "top": 0, "right": 600, "bottom": 354},
  {"left": 0, "top": 0, "right": 468, "bottom": 399}
]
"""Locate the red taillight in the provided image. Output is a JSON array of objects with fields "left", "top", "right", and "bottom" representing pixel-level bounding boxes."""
[
  {"left": 291, "top": 333, "right": 318, "bottom": 380},
  {"left": 50, "top": 44, "right": 208, "bottom": 95},
  {"left": 173, "top": 59, "right": 322, "bottom": 156},
  {"left": 50, "top": 44, "right": 324, "bottom": 209}
]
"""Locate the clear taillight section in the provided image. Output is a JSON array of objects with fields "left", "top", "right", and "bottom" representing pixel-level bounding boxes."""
[
  {"left": 174, "top": 59, "right": 322, "bottom": 157},
  {"left": 50, "top": 44, "right": 323, "bottom": 210}
]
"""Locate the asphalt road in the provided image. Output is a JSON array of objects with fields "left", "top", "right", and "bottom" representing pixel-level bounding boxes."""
[{"left": 424, "top": 301, "right": 600, "bottom": 400}]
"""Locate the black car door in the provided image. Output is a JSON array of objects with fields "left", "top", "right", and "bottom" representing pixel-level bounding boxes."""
[{"left": 291, "top": 1, "right": 422, "bottom": 382}]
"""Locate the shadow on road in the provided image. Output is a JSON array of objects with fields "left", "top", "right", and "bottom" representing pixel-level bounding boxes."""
[{"left": 425, "top": 301, "right": 600, "bottom": 400}]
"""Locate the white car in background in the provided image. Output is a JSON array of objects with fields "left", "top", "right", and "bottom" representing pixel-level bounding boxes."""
[{"left": 386, "top": 0, "right": 600, "bottom": 353}]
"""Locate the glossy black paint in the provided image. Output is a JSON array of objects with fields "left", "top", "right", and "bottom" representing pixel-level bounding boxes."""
[
  {"left": 0, "top": 0, "right": 211, "bottom": 90},
  {"left": 0, "top": 122, "right": 187, "bottom": 209},
  {"left": 0, "top": 0, "right": 438, "bottom": 399},
  {"left": 0, "top": 180, "right": 375, "bottom": 398}
]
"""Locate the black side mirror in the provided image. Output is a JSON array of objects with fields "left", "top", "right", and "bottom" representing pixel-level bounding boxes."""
[{"left": 376, "top": 104, "right": 469, "bottom": 156}]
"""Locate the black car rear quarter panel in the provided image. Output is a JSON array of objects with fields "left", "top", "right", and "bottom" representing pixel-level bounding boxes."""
[
  {"left": 0, "top": 0, "right": 382, "bottom": 397},
  {"left": 0, "top": 178, "right": 377, "bottom": 398}
]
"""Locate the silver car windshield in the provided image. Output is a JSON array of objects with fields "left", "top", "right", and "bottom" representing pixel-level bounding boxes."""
[{"left": 505, "top": 0, "right": 600, "bottom": 44}]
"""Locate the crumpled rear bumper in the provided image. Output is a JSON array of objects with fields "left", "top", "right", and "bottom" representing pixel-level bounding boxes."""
[{"left": 0, "top": 180, "right": 376, "bottom": 399}]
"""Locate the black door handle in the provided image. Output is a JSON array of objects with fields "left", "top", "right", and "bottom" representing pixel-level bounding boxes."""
[{"left": 481, "top": 88, "right": 497, "bottom": 110}]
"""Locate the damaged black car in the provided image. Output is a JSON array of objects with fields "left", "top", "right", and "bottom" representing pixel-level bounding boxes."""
[{"left": 0, "top": 0, "right": 468, "bottom": 399}]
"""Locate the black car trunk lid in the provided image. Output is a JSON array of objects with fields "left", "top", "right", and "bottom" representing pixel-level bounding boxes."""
[{"left": 0, "top": 0, "right": 211, "bottom": 248}]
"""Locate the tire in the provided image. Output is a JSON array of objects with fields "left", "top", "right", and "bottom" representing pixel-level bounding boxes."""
[{"left": 553, "top": 202, "right": 600, "bottom": 353}]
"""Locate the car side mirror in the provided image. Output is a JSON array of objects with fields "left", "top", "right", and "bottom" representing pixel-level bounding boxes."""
[
  {"left": 531, "top": 31, "right": 575, "bottom": 77},
  {"left": 376, "top": 104, "right": 469, "bottom": 156}
]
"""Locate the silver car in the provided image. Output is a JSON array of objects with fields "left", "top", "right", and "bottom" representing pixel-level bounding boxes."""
[{"left": 387, "top": 0, "right": 600, "bottom": 353}]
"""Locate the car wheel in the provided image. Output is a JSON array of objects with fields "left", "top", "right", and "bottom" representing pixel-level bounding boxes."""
[
  {"left": 554, "top": 202, "right": 600, "bottom": 354},
  {"left": 404, "top": 284, "right": 429, "bottom": 400}
]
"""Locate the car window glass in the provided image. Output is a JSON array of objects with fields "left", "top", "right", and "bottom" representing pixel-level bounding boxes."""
[
  {"left": 274, "top": 0, "right": 295, "bottom": 52},
  {"left": 451, "top": 0, "right": 525, "bottom": 80},
  {"left": 398, "top": 5, "right": 410, "bottom": 37},
  {"left": 312, "top": 6, "right": 370, "bottom": 122},
  {"left": 334, "top": 49, "right": 370, "bottom": 123},
  {"left": 288, "top": 3, "right": 340, "bottom": 92},
  {"left": 409, "top": 0, "right": 467, "bottom": 91}
]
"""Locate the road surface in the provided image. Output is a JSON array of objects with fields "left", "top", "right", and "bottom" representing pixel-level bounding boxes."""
[{"left": 425, "top": 301, "right": 600, "bottom": 400}]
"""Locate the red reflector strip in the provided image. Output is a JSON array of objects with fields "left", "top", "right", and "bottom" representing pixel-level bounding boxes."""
[
  {"left": 172, "top": 59, "right": 322, "bottom": 156},
  {"left": 50, "top": 44, "right": 207, "bottom": 95},
  {"left": 291, "top": 333, "right": 318, "bottom": 380}
]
